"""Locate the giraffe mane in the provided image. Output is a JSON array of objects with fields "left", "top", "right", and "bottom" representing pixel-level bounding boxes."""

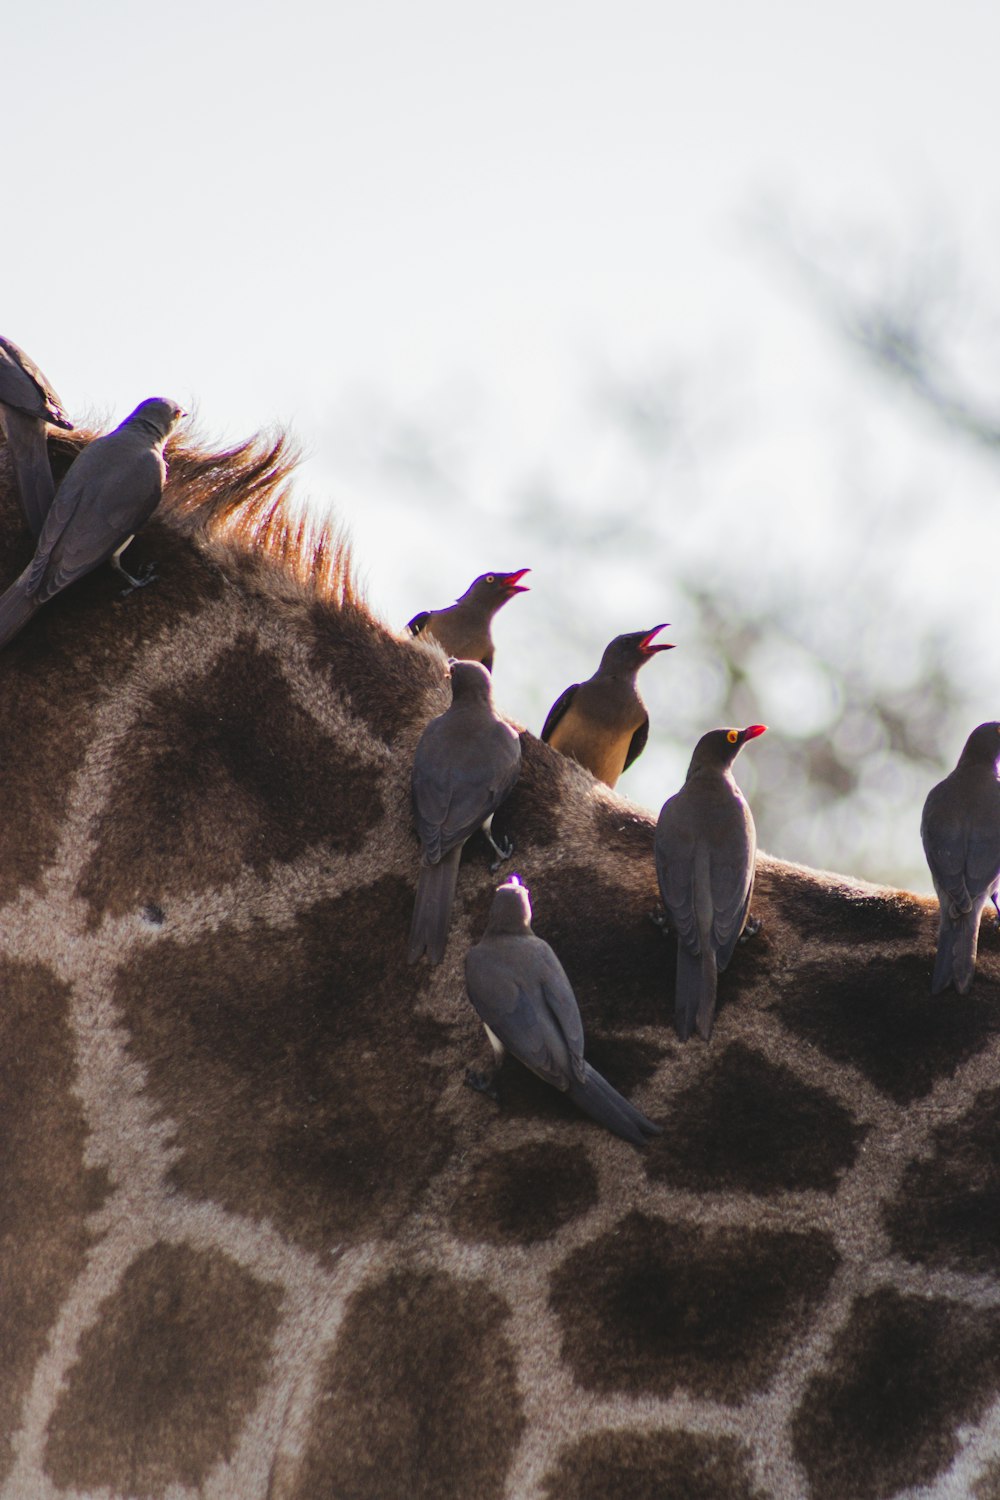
[{"left": 46, "top": 424, "right": 364, "bottom": 613}]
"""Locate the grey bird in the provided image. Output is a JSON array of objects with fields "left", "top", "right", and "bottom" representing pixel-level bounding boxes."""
[
  {"left": 655, "top": 724, "right": 767, "bottom": 1042},
  {"left": 0, "top": 334, "right": 75, "bottom": 538},
  {"left": 408, "top": 658, "right": 522, "bottom": 964},
  {"left": 464, "top": 874, "right": 662, "bottom": 1146},
  {"left": 541, "top": 625, "right": 674, "bottom": 787},
  {"left": 406, "top": 568, "right": 530, "bottom": 672},
  {"left": 921, "top": 721, "right": 1000, "bottom": 996},
  {"left": 0, "top": 397, "right": 185, "bottom": 651}
]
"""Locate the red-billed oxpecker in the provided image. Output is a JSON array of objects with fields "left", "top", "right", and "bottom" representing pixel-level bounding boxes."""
[
  {"left": 655, "top": 724, "right": 767, "bottom": 1042},
  {"left": 465, "top": 875, "right": 662, "bottom": 1146},
  {"left": 0, "top": 333, "right": 75, "bottom": 538},
  {"left": 541, "top": 625, "right": 673, "bottom": 787},
  {"left": 406, "top": 568, "right": 530, "bottom": 672},
  {"left": 921, "top": 721, "right": 1000, "bottom": 996},
  {"left": 408, "top": 659, "right": 522, "bottom": 965},
  {"left": 0, "top": 398, "right": 185, "bottom": 651}
]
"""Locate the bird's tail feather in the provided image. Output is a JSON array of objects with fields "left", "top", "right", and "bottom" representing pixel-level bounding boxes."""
[
  {"left": 674, "top": 944, "right": 705, "bottom": 1041},
  {"left": 2, "top": 410, "right": 56, "bottom": 539},
  {"left": 0, "top": 574, "right": 40, "bottom": 650},
  {"left": 932, "top": 909, "right": 982, "bottom": 995},
  {"left": 951, "top": 910, "right": 980, "bottom": 995},
  {"left": 408, "top": 847, "right": 462, "bottom": 965},
  {"left": 569, "top": 1062, "right": 662, "bottom": 1147},
  {"left": 696, "top": 945, "right": 719, "bottom": 1041}
]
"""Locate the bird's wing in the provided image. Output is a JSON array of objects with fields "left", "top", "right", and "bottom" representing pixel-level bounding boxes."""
[
  {"left": 655, "top": 796, "right": 700, "bottom": 953},
  {"left": 406, "top": 611, "right": 431, "bottom": 637},
  {"left": 965, "top": 817, "right": 1000, "bottom": 898},
  {"left": 466, "top": 940, "right": 574, "bottom": 1090},
  {"left": 921, "top": 784, "right": 973, "bottom": 909},
  {"left": 710, "top": 801, "right": 756, "bottom": 966},
  {"left": 540, "top": 683, "right": 579, "bottom": 743},
  {"left": 414, "top": 723, "right": 520, "bottom": 858},
  {"left": 38, "top": 453, "right": 163, "bottom": 598},
  {"left": 623, "top": 714, "right": 650, "bottom": 772},
  {"left": 0, "top": 340, "right": 71, "bottom": 426}
]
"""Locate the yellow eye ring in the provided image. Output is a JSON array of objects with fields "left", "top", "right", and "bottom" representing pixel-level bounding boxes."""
[
  {"left": 485, "top": 574, "right": 495, "bottom": 583},
  {"left": 727, "top": 729, "right": 739, "bottom": 743}
]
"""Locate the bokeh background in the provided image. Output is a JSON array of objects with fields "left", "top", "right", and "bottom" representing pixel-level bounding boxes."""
[{"left": 7, "top": 0, "right": 1000, "bottom": 890}]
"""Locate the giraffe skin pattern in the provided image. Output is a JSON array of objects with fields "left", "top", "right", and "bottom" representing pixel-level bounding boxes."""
[{"left": 0, "top": 427, "right": 999, "bottom": 1500}]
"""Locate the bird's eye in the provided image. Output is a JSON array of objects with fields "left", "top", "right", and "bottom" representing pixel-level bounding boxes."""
[
  {"left": 485, "top": 574, "right": 495, "bottom": 584},
  {"left": 727, "top": 729, "right": 739, "bottom": 743}
]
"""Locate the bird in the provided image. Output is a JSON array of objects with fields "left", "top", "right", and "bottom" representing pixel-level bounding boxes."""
[
  {"left": 654, "top": 724, "right": 767, "bottom": 1042},
  {"left": 464, "top": 874, "right": 662, "bottom": 1146},
  {"left": 406, "top": 569, "right": 530, "bottom": 671},
  {"left": 408, "top": 658, "right": 522, "bottom": 964},
  {"left": 540, "top": 625, "right": 674, "bottom": 787},
  {"left": 0, "top": 397, "right": 185, "bottom": 651},
  {"left": 921, "top": 721, "right": 1000, "bottom": 996},
  {"left": 0, "top": 334, "right": 75, "bottom": 538}
]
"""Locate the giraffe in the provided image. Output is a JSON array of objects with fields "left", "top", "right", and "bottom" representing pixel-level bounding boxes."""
[{"left": 1, "top": 420, "right": 999, "bottom": 1500}]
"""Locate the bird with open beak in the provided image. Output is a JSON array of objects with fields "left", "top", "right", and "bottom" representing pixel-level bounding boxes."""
[
  {"left": 406, "top": 568, "right": 530, "bottom": 672},
  {"left": 541, "top": 625, "right": 674, "bottom": 788}
]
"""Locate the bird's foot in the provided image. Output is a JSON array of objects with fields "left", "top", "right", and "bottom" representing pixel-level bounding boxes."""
[
  {"left": 116, "top": 559, "right": 158, "bottom": 597},
  {"left": 740, "top": 914, "right": 762, "bottom": 944},
  {"left": 487, "top": 835, "right": 514, "bottom": 874},
  {"left": 648, "top": 907, "right": 671, "bottom": 937},
  {"left": 464, "top": 1068, "right": 501, "bottom": 1103}
]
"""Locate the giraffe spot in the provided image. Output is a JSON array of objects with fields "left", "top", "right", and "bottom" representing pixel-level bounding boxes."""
[
  {"left": 288, "top": 1268, "right": 524, "bottom": 1500},
  {"left": 113, "top": 876, "right": 455, "bottom": 1252},
  {"left": 791, "top": 1288, "right": 1000, "bottom": 1499},
  {"left": 310, "top": 602, "right": 447, "bottom": 747},
  {"left": 884, "top": 1085, "right": 1000, "bottom": 1275},
  {"left": 76, "top": 634, "right": 383, "bottom": 920},
  {"left": 525, "top": 864, "right": 671, "bottom": 1028},
  {"left": 491, "top": 733, "right": 568, "bottom": 851},
  {"left": 541, "top": 1430, "right": 767, "bottom": 1500},
  {"left": 448, "top": 1142, "right": 599, "bottom": 1244},
  {"left": 763, "top": 866, "right": 926, "bottom": 944},
  {"left": 43, "top": 1243, "right": 281, "bottom": 1496},
  {"left": 549, "top": 1211, "right": 839, "bottom": 1402},
  {"left": 591, "top": 803, "right": 657, "bottom": 860},
  {"left": 775, "top": 953, "right": 1000, "bottom": 1104},
  {"left": 0, "top": 622, "right": 105, "bottom": 904},
  {"left": 645, "top": 1042, "right": 867, "bottom": 1195},
  {"left": 0, "top": 959, "right": 109, "bottom": 1482}
]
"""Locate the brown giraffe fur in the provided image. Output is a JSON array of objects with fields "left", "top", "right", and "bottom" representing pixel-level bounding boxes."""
[{"left": 1, "top": 420, "right": 999, "bottom": 1500}]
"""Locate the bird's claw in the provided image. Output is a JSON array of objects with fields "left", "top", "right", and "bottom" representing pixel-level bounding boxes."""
[
  {"left": 740, "top": 914, "right": 762, "bottom": 943},
  {"left": 118, "top": 561, "right": 158, "bottom": 597},
  {"left": 488, "top": 835, "right": 514, "bottom": 873},
  {"left": 464, "top": 1068, "right": 500, "bottom": 1103},
  {"left": 648, "top": 907, "right": 671, "bottom": 937}
]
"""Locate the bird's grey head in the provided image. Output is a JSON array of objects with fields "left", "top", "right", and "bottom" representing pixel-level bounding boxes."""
[
  {"left": 487, "top": 873, "right": 533, "bottom": 934},
  {"left": 599, "top": 624, "right": 674, "bottom": 675},
  {"left": 688, "top": 723, "right": 767, "bottom": 776},
  {"left": 460, "top": 569, "right": 531, "bottom": 610},
  {"left": 959, "top": 721, "right": 1000, "bottom": 769},
  {"left": 448, "top": 658, "right": 494, "bottom": 703},
  {"left": 120, "top": 397, "right": 187, "bottom": 440}
]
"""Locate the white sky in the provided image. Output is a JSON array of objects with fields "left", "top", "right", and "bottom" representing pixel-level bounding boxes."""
[{"left": 6, "top": 0, "right": 1000, "bottom": 887}]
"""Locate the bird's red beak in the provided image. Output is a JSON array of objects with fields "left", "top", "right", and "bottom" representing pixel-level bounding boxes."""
[
  {"left": 501, "top": 568, "right": 531, "bottom": 594},
  {"left": 742, "top": 724, "right": 768, "bottom": 740},
  {"left": 639, "top": 624, "right": 674, "bottom": 654}
]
